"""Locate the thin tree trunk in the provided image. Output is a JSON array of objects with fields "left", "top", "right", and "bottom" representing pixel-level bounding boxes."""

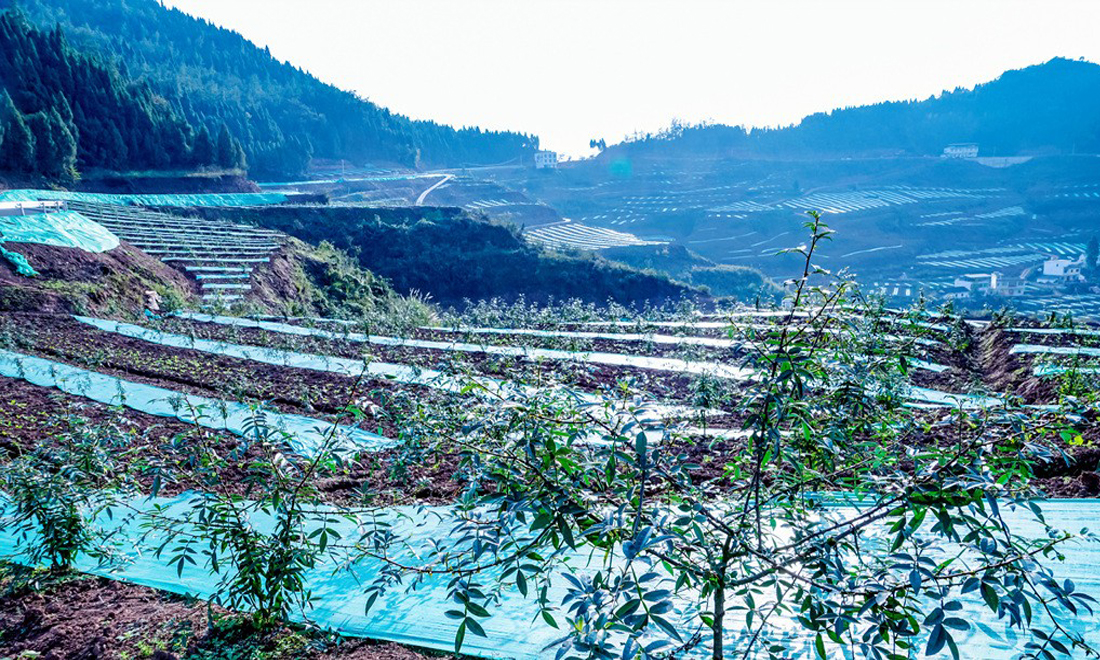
[{"left": 712, "top": 579, "right": 725, "bottom": 660}]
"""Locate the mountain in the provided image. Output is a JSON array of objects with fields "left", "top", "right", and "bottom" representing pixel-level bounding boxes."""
[
  {"left": 0, "top": 11, "right": 201, "bottom": 178},
  {"left": 610, "top": 58, "right": 1100, "bottom": 159},
  {"left": 3, "top": 0, "right": 538, "bottom": 177}
]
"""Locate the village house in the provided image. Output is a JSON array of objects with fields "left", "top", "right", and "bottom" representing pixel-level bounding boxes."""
[{"left": 1041, "top": 255, "right": 1086, "bottom": 282}]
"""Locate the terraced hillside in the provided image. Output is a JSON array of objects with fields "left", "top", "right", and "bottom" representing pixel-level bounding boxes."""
[
  {"left": 487, "top": 154, "right": 1100, "bottom": 311},
  {"left": 523, "top": 219, "right": 667, "bottom": 250},
  {"left": 69, "top": 202, "right": 286, "bottom": 303},
  {"left": 4, "top": 189, "right": 1100, "bottom": 660},
  {"left": 4, "top": 267, "right": 1100, "bottom": 658}
]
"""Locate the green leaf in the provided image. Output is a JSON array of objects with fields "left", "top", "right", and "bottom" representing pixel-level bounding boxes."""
[
  {"left": 981, "top": 582, "right": 999, "bottom": 612},
  {"left": 465, "top": 616, "right": 487, "bottom": 638},
  {"left": 454, "top": 620, "right": 466, "bottom": 654}
]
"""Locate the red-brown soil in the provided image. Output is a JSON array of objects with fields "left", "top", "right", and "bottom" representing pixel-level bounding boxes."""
[
  {"left": 0, "top": 370, "right": 465, "bottom": 506},
  {"left": 0, "top": 242, "right": 197, "bottom": 317},
  {"left": 5, "top": 313, "right": 408, "bottom": 438},
  {"left": 0, "top": 571, "right": 440, "bottom": 660},
  {"left": 155, "top": 317, "right": 723, "bottom": 403}
]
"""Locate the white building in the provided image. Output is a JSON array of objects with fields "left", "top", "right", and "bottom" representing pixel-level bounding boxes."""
[
  {"left": 942, "top": 143, "right": 979, "bottom": 159},
  {"left": 1042, "top": 255, "right": 1086, "bottom": 281},
  {"left": 953, "top": 273, "right": 995, "bottom": 295},
  {"left": 950, "top": 273, "right": 1026, "bottom": 297},
  {"left": 943, "top": 286, "right": 971, "bottom": 301},
  {"left": 534, "top": 150, "right": 558, "bottom": 170},
  {"left": 991, "top": 274, "right": 1026, "bottom": 297}
]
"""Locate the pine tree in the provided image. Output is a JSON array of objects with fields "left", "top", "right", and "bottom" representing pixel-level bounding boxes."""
[
  {"left": 192, "top": 125, "right": 215, "bottom": 166},
  {"left": 0, "top": 12, "right": 200, "bottom": 174},
  {"left": 49, "top": 108, "right": 78, "bottom": 179},
  {"left": 216, "top": 123, "right": 234, "bottom": 168},
  {"left": 27, "top": 113, "right": 55, "bottom": 176},
  {"left": 231, "top": 136, "right": 247, "bottom": 170},
  {"left": 1, "top": 108, "right": 36, "bottom": 173}
]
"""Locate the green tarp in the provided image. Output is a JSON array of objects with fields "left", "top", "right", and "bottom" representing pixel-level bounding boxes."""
[
  {"left": 0, "top": 211, "right": 120, "bottom": 253},
  {"left": 0, "top": 244, "right": 38, "bottom": 276}
]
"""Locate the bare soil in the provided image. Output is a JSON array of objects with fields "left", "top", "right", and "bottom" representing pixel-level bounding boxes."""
[
  {"left": 0, "top": 570, "right": 440, "bottom": 660},
  {"left": 156, "top": 316, "right": 723, "bottom": 403},
  {"left": 0, "top": 242, "right": 197, "bottom": 316},
  {"left": 0, "top": 371, "right": 464, "bottom": 506},
  {"left": 5, "top": 313, "right": 408, "bottom": 439}
]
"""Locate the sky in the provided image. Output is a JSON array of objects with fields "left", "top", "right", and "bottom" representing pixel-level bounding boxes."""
[{"left": 163, "top": 0, "right": 1100, "bottom": 158}]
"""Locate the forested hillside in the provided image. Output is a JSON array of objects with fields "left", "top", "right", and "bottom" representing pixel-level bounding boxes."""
[
  {"left": 3, "top": 0, "right": 538, "bottom": 177},
  {"left": 181, "top": 205, "right": 697, "bottom": 306},
  {"left": 0, "top": 11, "right": 210, "bottom": 179},
  {"left": 613, "top": 58, "right": 1100, "bottom": 159}
]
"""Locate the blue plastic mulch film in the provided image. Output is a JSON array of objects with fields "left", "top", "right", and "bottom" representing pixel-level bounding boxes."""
[
  {"left": 174, "top": 313, "right": 998, "bottom": 409},
  {"left": 75, "top": 316, "right": 711, "bottom": 421},
  {"left": 1, "top": 492, "right": 1098, "bottom": 659},
  {"left": 0, "top": 210, "right": 120, "bottom": 253},
  {"left": 0, "top": 349, "right": 394, "bottom": 457},
  {"left": 0, "top": 189, "right": 288, "bottom": 208},
  {"left": 1013, "top": 343, "right": 1100, "bottom": 358},
  {"left": 0, "top": 243, "right": 38, "bottom": 276},
  {"left": 174, "top": 312, "right": 756, "bottom": 381},
  {"left": 1010, "top": 326, "right": 1100, "bottom": 338},
  {"left": 423, "top": 324, "right": 951, "bottom": 374}
]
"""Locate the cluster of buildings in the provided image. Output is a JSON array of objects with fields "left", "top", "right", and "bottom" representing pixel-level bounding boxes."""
[
  {"left": 942, "top": 143, "right": 979, "bottom": 159},
  {"left": 943, "top": 254, "right": 1090, "bottom": 301}
]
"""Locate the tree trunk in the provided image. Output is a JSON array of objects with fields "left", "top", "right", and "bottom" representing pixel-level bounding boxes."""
[{"left": 712, "top": 580, "right": 725, "bottom": 659}]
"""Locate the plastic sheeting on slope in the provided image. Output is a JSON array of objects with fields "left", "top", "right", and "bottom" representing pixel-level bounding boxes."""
[
  {"left": 581, "top": 318, "right": 946, "bottom": 346},
  {"left": 1, "top": 492, "right": 1097, "bottom": 659},
  {"left": 0, "top": 189, "right": 288, "bottom": 208},
  {"left": 0, "top": 244, "right": 38, "bottom": 276},
  {"left": 905, "top": 385, "right": 1006, "bottom": 409},
  {"left": 426, "top": 325, "right": 952, "bottom": 374},
  {"left": 0, "top": 349, "right": 393, "bottom": 457},
  {"left": 1033, "top": 364, "right": 1100, "bottom": 376},
  {"left": 77, "top": 315, "right": 505, "bottom": 393},
  {"left": 0, "top": 211, "right": 120, "bottom": 252},
  {"left": 86, "top": 316, "right": 997, "bottom": 415},
  {"left": 1012, "top": 344, "right": 1100, "bottom": 358},
  {"left": 1013, "top": 342, "right": 1100, "bottom": 376},
  {"left": 175, "top": 312, "right": 755, "bottom": 381},
  {"left": 426, "top": 324, "right": 741, "bottom": 349},
  {"left": 168, "top": 315, "right": 993, "bottom": 409},
  {"left": 1009, "top": 326, "right": 1100, "bottom": 338},
  {"left": 0, "top": 493, "right": 567, "bottom": 660},
  {"left": 75, "top": 316, "right": 717, "bottom": 421}
]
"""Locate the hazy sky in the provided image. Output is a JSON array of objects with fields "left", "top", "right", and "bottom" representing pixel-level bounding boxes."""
[{"left": 164, "top": 0, "right": 1100, "bottom": 157}]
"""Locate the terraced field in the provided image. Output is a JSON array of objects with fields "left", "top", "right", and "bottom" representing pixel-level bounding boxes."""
[
  {"left": 5, "top": 291, "right": 1100, "bottom": 658},
  {"left": 6, "top": 185, "right": 1100, "bottom": 659},
  {"left": 69, "top": 201, "right": 287, "bottom": 302},
  {"left": 482, "top": 156, "right": 1100, "bottom": 312},
  {"left": 523, "top": 220, "right": 667, "bottom": 250}
]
